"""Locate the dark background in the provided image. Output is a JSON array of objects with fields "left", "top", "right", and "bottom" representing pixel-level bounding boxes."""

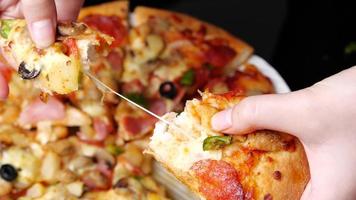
[{"left": 84, "top": 0, "right": 356, "bottom": 90}]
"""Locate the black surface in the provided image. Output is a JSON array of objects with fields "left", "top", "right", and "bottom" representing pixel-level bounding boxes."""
[{"left": 84, "top": 0, "right": 356, "bottom": 90}]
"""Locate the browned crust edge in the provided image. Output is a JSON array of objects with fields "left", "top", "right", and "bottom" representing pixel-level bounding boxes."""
[{"left": 78, "top": 0, "right": 128, "bottom": 20}]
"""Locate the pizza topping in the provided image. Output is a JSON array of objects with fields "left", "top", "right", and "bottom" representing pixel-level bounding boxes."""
[
  {"left": 205, "top": 44, "right": 236, "bottom": 67},
  {"left": 191, "top": 159, "right": 244, "bottom": 200},
  {"left": 114, "top": 177, "right": 129, "bottom": 188},
  {"left": 18, "top": 97, "right": 65, "bottom": 125},
  {"left": 0, "top": 20, "right": 13, "bottom": 39},
  {"left": 0, "top": 164, "right": 18, "bottom": 182},
  {"left": 273, "top": 170, "right": 282, "bottom": 181},
  {"left": 122, "top": 116, "right": 156, "bottom": 136},
  {"left": 96, "top": 154, "right": 115, "bottom": 178},
  {"left": 203, "top": 136, "right": 232, "bottom": 151},
  {"left": 77, "top": 123, "right": 110, "bottom": 143},
  {"left": 121, "top": 79, "right": 144, "bottom": 94},
  {"left": 106, "top": 51, "right": 123, "bottom": 71},
  {"left": 82, "top": 170, "right": 110, "bottom": 190},
  {"left": 180, "top": 69, "right": 195, "bottom": 86},
  {"left": 264, "top": 194, "right": 273, "bottom": 200},
  {"left": 63, "top": 38, "right": 79, "bottom": 57},
  {"left": 94, "top": 118, "right": 113, "bottom": 139},
  {"left": 149, "top": 99, "right": 167, "bottom": 116},
  {"left": 0, "top": 178, "right": 12, "bottom": 196},
  {"left": 0, "top": 73, "right": 8, "bottom": 100},
  {"left": 0, "top": 62, "right": 13, "bottom": 81},
  {"left": 18, "top": 61, "right": 41, "bottom": 80},
  {"left": 57, "top": 22, "right": 87, "bottom": 36},
  {"left": 82, "top": 15, "right": 127, "bottom": 48},
  {"left": 204, "top": 78, "right": 229, "bottom": 94},
  {"left": 125, "top": 93, "right": 148, "bottom": 107},
  {"left": 159, "top": 81, "right": 177, "bottom": 99},
  {"left": 105, "top": 144, "right": 124, "bottom": 156}
]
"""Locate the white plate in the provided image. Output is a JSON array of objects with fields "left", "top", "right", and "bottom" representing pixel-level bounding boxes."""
[{"left": 152, "top": 55, "right": 291, "bottom": 200}]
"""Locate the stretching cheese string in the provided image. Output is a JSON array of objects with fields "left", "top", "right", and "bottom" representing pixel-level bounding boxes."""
[{"left": 85, "top": 70, "right": 194, "bottom": 139}]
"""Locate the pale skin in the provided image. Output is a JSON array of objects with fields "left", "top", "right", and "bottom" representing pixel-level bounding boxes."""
[
  {"left": 0, "top": 0, "right": 84, "bottom": 100},
  {"left": 212, "top": 66, "right": 356, "bottom": 200}
]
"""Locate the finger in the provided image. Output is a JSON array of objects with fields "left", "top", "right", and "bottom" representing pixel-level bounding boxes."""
[
  {"left": 55, "top": 0, "right": 84, "bottom": 21},
  {"left": 0, "top": 0, "right": 23, "bottom": 18},
  {"left": 211, "top": 90, "right": 314, "bottom": 139},
  {"left": 0, "top": 73, "right": 9, "bottom": 100},
  {"left": 21, "top": 0, "right": 57, "bottom": 48}
]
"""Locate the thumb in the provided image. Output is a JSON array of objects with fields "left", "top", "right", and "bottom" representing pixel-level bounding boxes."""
[
  {"left": 211, "top": 90, "right": 313, "bottom": 139},
  {"left": 21, "top": 0, "right": 57, "bottom": 48}
]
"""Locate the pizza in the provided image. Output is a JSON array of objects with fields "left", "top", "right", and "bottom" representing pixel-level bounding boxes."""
[
  {"left": 0, "top": 2, "right": 168, "bottom": 199},
  {"left": 115, "top": 6, "right": 260, "bottom": 141},
  {"left": 0, "top": 19, "right": 113, "bottom": 95},
  {"left": 0, "top": 1, "right": 297, "bottom": 199},
  {"left": 148, "top": 92, "right": 310, "bottom": 200}
]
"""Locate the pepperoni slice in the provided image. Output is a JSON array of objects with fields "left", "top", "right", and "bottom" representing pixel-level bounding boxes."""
[
  {"left": 82, "top": 15, "right": 127, "bottom": 48},
  {"left": 106, "top": 51, "right": 123, "bottom": 71},
  {"left": 205, "top": 44, "right": 236, "bottom": 67},
  {"left": 191, "top": 159, "right": 244, "bottom": 200}
]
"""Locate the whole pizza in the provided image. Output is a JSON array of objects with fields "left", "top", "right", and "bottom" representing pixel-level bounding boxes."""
[{"left": 0, "top": 1, "right": 308, "bottom": 200}]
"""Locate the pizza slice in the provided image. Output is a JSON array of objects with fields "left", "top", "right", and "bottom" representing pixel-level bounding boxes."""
[
  {"left": 148, "top": 91, "right": 310, "bottom": 200},
  {"left": 130, "top": 6, "right": 253, "bottom": 75},
  {"left": 76, "top": 0, "right": 129, "bottom": 103},
  {"left": 205, "top": 63, "right": 275, "bottom": 96},
  {"left": 0, "top": 19, "right": 113, "bottom": 94},
  {"left": 114, "top": 6, "right": 255, "bottom": 141}
]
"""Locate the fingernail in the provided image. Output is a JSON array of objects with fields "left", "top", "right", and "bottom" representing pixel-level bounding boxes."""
[
  {"left": 211, "top": 108, "right": 233, "bottom": 131},
  {"left": 31, "top": 19, "right": 55, "bottom": 48}
]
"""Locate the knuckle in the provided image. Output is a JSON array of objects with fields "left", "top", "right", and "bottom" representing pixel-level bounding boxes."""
[{"left": 233, "top": 97, "right": 258, "bottom": 125}]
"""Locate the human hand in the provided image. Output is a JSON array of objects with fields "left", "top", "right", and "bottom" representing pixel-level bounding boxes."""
[
  {"left": 0, "top": 0, "right": 84, "bottom": 48},
  {"left": 0, "top": 0, "right": 84, "bottom": 100},
  {"left": 211, "top": 66, "right": 356, "bottom": 200}
]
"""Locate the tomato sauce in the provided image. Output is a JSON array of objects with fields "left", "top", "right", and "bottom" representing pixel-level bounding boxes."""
[{"left": 82, "top": 15, "right": 127, "bottom": 48}]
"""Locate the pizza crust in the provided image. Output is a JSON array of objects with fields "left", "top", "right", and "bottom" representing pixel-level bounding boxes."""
[
  {"left": 78, "top": 0, "right": 128, "bottom": 20},
  {"left": 148, "top": 92, "right": 310, "bottom": 200},
  {"left": 132, "top": 6, "right": 254, "bottom": 75}
]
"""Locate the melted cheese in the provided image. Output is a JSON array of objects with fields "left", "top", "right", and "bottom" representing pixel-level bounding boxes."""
[
  {"left": 149, "top": 112, "right": 222, "bottom": 172},
  {"left": 1, "top": 147, "right": 41, "bottom": 187}
]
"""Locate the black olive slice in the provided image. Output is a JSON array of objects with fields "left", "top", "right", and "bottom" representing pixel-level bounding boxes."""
[
  {"left": 0, "top": 164, "right": 18, "bottom": 182},
  {"left": 159, "top": 81, "right": 177, "bottom": 99},
  {"left": 18, "top": 61, "right": 40, "bottom": 79}
]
